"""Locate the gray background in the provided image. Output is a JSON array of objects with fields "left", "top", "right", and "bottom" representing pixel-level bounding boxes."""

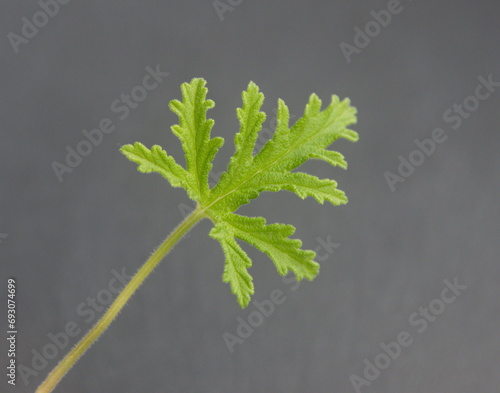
[{"left": 1, "top": 1, "right": 499, "bottom": 392}]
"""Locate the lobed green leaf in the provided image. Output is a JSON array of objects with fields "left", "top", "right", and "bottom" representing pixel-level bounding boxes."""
[
  {"left": 121, "top": 78, "right": 358, "bottom": 307},
  {"left": 169, "top": 78, "right": 224, "bottom": 200},
  {"left": 210, "top": 213, "right": 319, "bottom": 307},
  {"left": 119, "top": 142, "right": 196, "bottom": 199},
  {"left": 205, "top": 90, "right": 358, "bottom": 215}
]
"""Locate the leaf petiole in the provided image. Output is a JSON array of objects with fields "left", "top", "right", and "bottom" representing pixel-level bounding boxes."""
[{"left": 35, "top": 206, "right": 207, "bottom": 393}]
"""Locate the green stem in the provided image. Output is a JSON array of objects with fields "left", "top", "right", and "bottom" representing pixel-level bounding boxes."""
[{"left": 36, "top": 206, "right": 207, "bottom": 393}]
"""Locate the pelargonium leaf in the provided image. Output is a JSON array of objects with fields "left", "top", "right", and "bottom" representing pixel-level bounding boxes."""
[
  {"left": 169, "top": 78, "right": 224, "bottom": 201},
  {"left": 119, "top": 142, "right": 197, "bottom": 199},
  {"left": 205, "top": 89, "right": 358, "bottom": 215},
  {"left": 210, "top": 213, "right": 318, "bottom": 308},
  {"left": 121, "top": 79, "right": 358, "bottom": 307}
]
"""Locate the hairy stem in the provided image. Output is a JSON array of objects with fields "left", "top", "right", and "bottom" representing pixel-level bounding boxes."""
[{"left": 36, "top": 206, "right": 207, "bottom": 393}]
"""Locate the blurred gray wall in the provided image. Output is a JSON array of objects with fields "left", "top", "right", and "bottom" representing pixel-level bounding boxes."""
[{"left": 1, "top": 1, "right": 499, "bottom": 392}]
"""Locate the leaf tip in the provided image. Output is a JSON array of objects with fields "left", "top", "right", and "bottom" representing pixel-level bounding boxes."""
[{"left": 305, "top": 93, "right": 322, "bottom": 115}]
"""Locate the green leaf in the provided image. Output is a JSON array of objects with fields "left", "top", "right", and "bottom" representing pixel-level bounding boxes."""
[
  {"left": 206, "top": 91, "right": 358, "bottom": 215},
  {"left": 119, "top": 142, "right": 196, "bottom": 198},
  {"left": 169, "top": 78, "right": 224, "bottom": 201},
  {"left": 310, "top": 150, "right": 348, "bottom": 169},
  {"left": 210, "top": 213, "right": 318, "bottom": 307},
  {"left": 225, "top": 81, "right": 266, "bottom": 178},
  {"left": 209, "top": 221, "right": 254, "bottom": 308},
  {"left": 121, "top": 78, "right": 358, "bottom": 307},
  {"left": 248, "top": 172, "right": 348, "bottom": 205}
]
